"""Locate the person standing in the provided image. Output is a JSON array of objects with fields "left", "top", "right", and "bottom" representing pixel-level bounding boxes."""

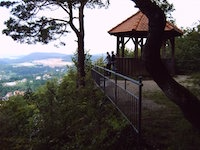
[
  {"left": 105, "top": 52, "right": 111, "bottom": 76},
  {"left": 111, "top": 51, "right": 116, "bottom": 71}
]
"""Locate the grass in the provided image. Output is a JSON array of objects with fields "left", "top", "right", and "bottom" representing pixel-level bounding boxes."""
[
  {"left": 141, "top": 91, "right": 200, "bottom": 150},
  {"left": 188, "top": 73, "right": 200, "bottom": 99}
]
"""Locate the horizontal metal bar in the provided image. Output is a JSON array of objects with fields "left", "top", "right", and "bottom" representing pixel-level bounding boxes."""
[{"left": 93, "top": 65, "right": 142, "bottom": 86}]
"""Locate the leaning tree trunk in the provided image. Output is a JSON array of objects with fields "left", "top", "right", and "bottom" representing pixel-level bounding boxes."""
[{"left": 132, "top": 0, "right": 200, "bottom": 130}]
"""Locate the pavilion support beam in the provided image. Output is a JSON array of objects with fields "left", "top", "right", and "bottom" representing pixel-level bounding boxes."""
[
  {"left": 170, "top": 37, "right": 175, "bottom": 75},
  {"left": 125, "top": 37, "right": 131, "bottom": 45},
  {"left": 121, "top": 36, "right": 125, "bottom": 57},
  {"left": 134, "top": 38, "right": 139, "bottom": 58},
  {"left": 139, "top": 38, "right": 145, "bottom": 59},
  {"left": 116, "top": 36, "right": 120, "bottom": 57},
  {"left": 116, "top": 36, "right": 125, "bottom": 57},
  {"left": 161, "top": 40, "right": 167, "bottom": 58}
]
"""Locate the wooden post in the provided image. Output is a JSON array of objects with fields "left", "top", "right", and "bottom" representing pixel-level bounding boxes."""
[
  {"left": 161, "top": 40, "right": 167, "bottom": 58},
  {"left": 140, "top": 38, "right": 144, "bottom": 59},
  {"left": 135, "top": 38, "right": 139, "bottom": 58},
  {"left": 117, "top": 36, "right": 120, "bottom": 57},
  {"left": 170, "top": 37, "right": 175, "bottom": 75},
  {"left": 121, "top": 37, "right": 125, "bottom": 57}
]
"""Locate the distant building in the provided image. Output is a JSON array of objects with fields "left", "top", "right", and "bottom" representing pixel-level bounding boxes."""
[
  {"left": 2, "top": 92, "right": 13, "bottom": 100},
  {"left": 13, "top": 90, "right": 25, "bottom": 96},
  {"left": 2, "top": 90, "right": 25, "bottom": 101},
  {"left": 43, "top": 74, "right": 51, "bottom": 80},
  {"left": 3, "top": 82, "right": 17, "bottom": 86},
  {"left": 36, "top": 76, "right": 41, "bottom": 80}
]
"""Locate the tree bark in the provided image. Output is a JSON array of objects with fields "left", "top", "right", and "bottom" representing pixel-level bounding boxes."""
[
  {"left": 68, "top": 1, "right": 86, "bottom": 87},
  {"left": 132, "top": 0, "right": 200, "bottom": 130},
  {"left": 77, "top": 2, "right": 86, "bottom": 87}
]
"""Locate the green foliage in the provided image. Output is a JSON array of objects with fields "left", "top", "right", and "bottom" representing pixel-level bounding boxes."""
[
  {"left": 124, "top": 47, "right": 136, "bottom": 57},
  {"left": 118, "top": 47, "right": 137, "bottom": 58},
  {"left": 0, "top": 70, "right": 127, "bottom": 149},
  {"left": 71, "top": 49, "right": 93, "bottom": 76},
  {"left": 93, "top": 56, "right": 105, "bottom": 66},
  {"left": 0, "top": 96, "right": 40, "bottom": 149},
  {"left": 175, "top": 23, "right": 200, "bottom": 74},
  {"left": 187, "top": 73, "right": 200, "bottom": 98},
  {"left": 154, "top": 0, "right": 175, "bottom": 21}
]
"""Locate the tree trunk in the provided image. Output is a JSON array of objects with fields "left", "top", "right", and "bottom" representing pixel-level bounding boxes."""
[
  {"left": 68, "top": 2, "right": 86, "bottom": 87},
  {"left": 77, "top": 2, "right": 86, "bottom": 87},
  {"left": 77, "top": 34, "right": 85, "bottom": 87},
  {"left": 132, "top": 0, "right": 200, "bottom": 130}
]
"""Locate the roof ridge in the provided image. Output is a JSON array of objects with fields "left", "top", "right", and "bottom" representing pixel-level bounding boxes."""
[
  {"left": 108, "top": 11, "right": 140, "bottom": 33},
  {"left": 135, "top": 11, "right": 145, "bottom": 31}
]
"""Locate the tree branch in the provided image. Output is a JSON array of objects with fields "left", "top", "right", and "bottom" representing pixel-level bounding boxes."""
[{"left": 68, "top": 1, "right": 79, "bottom": 36}]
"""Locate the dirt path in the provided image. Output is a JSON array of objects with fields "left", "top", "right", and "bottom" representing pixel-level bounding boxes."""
[
  {"left": 104, "top": 75, "right": 190, "bottom": 111},
  {"left": 124, "top": 75, "right": 190, "bottom": 110},
  {"left": 142, "top": 75, "right": 189, "bottom": 92}
]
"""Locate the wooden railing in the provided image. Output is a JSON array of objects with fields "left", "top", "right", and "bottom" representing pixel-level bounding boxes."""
[{"left": 115, "top": 57, "right": 175, "bottom": 77}]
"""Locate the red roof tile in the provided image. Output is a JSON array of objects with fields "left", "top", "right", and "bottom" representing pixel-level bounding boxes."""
[{"left": 108, "top": 11, "right": 183, "bottom": 38}]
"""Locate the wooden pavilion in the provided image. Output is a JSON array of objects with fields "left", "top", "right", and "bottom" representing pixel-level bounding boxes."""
[{"left": 108, "top": 11, "right": 183, "bottom": 77}]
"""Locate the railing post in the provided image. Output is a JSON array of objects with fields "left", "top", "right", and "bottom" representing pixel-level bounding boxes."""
[
  {"left": 124, "top": 79, "right": 127, "bottom": 90},
  {"left": 103, "top": 73, "right": 106, "bottom": 92},
  {"left": 103, "top": 66, "right": 106, "bottom": 91},
  {"left": 115, "top": 72, "right": 117, "bottom": 104},
  {"left": 138, "top": 76, "right": 143, "bottom": 144}
]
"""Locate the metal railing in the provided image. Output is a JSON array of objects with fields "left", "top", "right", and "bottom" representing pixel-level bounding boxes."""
[{"left": 91, "top": 65, "right": 143, "bottom": 141}]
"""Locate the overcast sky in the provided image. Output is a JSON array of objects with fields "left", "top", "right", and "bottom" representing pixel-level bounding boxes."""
[{"left": 0, "top": 0, "right": 200, "bottom": 58}]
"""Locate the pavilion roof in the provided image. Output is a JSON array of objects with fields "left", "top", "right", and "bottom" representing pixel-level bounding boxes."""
[{"left": 108, "top": 11, "right": 183, "bottom": 38}]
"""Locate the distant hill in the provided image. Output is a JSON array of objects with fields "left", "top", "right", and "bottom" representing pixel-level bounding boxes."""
[
  {"left": 21, "top": 52, "right": 68, "bottom": 60},
  {"left": 0, "top": 52, "right": 73, "bottom": 64},
  {"left": 0, "top": 52, "right": 103, "bottom": 65},
  {"left": 15, "top": 52, "right": 73, "bottom": 62},
  {"left": 0, "top": 59, "right": 9, "bottom": 64}
]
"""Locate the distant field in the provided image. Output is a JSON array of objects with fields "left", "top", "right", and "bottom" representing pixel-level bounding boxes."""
[{"left": 15, "top": 58, "right": 73, "bottom": 68}]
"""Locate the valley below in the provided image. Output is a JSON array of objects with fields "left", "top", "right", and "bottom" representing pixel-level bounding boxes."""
[{"left": 0, "top": 52, "right": 73, "bottom": 99}]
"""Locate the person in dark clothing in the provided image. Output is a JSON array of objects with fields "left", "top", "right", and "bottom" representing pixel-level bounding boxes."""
[
  {"left": 111, "top": 51, "right": 116, "bottom": 71},
  {"left": 105, "top": 52, "right": 111, "bottom": 76}
]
